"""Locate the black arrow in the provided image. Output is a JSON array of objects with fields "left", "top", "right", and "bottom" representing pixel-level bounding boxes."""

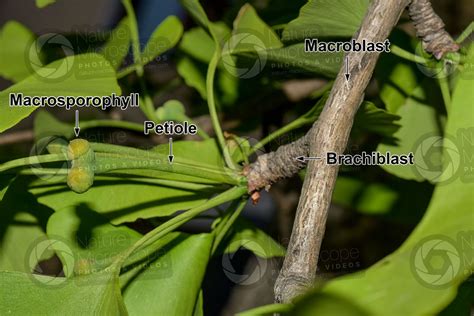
[
  {"left": 295, "top": 156, "right": 322, "bottom": 163},
  {"left": 168, "top": 137, "right": 174, "bottom": 164},
  {"left": 74, "top": 110, "right": 80, "bottom": 137},
  {"left": 344, "top": 56, "right": 350, "bottom": 81}
]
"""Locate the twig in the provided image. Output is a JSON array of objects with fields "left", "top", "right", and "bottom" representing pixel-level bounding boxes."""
[
  {"left": 244, "top": 0, "right": 410, "bottom": 303},
  {"left": 273, "top": 0, "right": 410, "bottom": 302},
  {"left": 244, "top": 135, "right": 308, "bottom": 193},
  {"left": 408, "top": 0, "right": 459, "bottom": 59}
]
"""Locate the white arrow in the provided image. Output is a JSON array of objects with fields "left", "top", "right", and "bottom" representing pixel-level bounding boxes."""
[
  {"left": 295, "top": 156, "right": 322, "bottom": 163},
  {"left": 74, "top": 110, "right": 80, "bottom": 137},
  {"left": 344, "top": 56, "right": 350, "bottom": 81},
  {"left": 168, "top": 137, "right": 174, "bottom": 164}
]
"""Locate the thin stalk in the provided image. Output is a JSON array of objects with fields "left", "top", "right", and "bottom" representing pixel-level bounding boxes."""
[
  {"left": 211, "top": 199, "right": 247, "bottom": 254},
  {"left": 226, "top": 134, "right": 249, "bottom": 165},
  {"left": 151, "top": 77, "right": 182, "bottom": 100},
  {"left": 95, "top": 175, "right": 218, "bottom": 191},
  {"left": 112, "top": 186, "right": 247, "bottom": 270},
  {"left": 391, "top": 44, "right": 428, "bottom": 64},
  {"left": 19, "top": 168, "right": 68, "bottom": 176},
  {"left": 122, "top": 0, "right": 156, "bottom": 121},
  {"left": 437, "top": 71, "right": 452, "bottom": 112},
  {"left": 90, "top": 142, "right": 236, "bottom": 176},
  {"left": 250, "top": 118, "right": 307, "bottom": 155},
  {"left": 271, "top": 24, "right": 287, "bottom": 31},
  {"left": 117, "top": 65, "right": 136, "bottom": 79},
  {"left": 207, "top": 50, "right": 235, "bottom": 169},
  {"left": 0, "top": 154, "right": 67, "bottom": 173},
  {"left": 138, "top": 81, "right": 157, "bottom": 121},
  {"left": 96, "top": 170, "right": 221, "bottom": 185},
  {"left": 94, "top": 156, "right": 240, "bottom": 185},
  {"left": 80, "top": 120, "right": 143, "bottom": 133},
  {"left": 456, "top": 22, "right": 473, "bottom": 43},
  {"left": 121, "top": 0, "right": 142, "bottom": 76}
]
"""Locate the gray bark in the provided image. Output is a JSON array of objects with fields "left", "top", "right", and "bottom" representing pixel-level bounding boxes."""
[{"left": 273, "top": 0, "right": 410, "bottom": 303}]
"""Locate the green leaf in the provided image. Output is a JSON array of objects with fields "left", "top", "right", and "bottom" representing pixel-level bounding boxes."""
[
  {"left": 179, "top": 1, "right": 231, "bottom": 54},
  {"left": 47, "top": 205, "right": 211, "bottom": 314},
  {"left": 225, "top": 4, "right": 341, "bottom": 78},
  {"left": 34, "top": 110, "right": 73, "bottom": 140},
  {"left": 180, "top": 0, "right": 213, "bottom": 35},
  {"left": 46, "top": 206, "right": 142, "bottom": 276},
  {"left": 155, "top": 100, "right": 187, "bottom": 121},
  {"left": 353, "top": 102, "right": 401, "bottom": 138},
  {"left": 177, "top": 56, "right": 207, "bottom": 98},
  {"left": 0, "top": 53, "right": 121, "bottom": 133},
  {"left": 179, "top": 22, "right": 231, "bottom": 64},
  {"left": 221, "top": 219, "right": 285, "bottom": 258},
  {"left": 192, "top": 290, "right": 204, "bottom": 316},
  {"left": 332, "top": 177, "right": 398, "bottom": 215},
  {"left": 0, "top": 213, "right": 47, "bottom": 272},
  {"left": 377, "top": 79, "right": 445, "bottom": 182},
  {"left": 179, "top": 27, "right": 216, "bottom": 64},
  {"left": 380, "top": 62, "right": 419, "bottom": 113},
  {"left": 217, "top": 69, "right": 240, "bottom": 106},
  {"left": 238, "top": 303, "right": 292, "bottom": 316},
  {"left": 221, "top": 4, "right": 283, "bottom": 79},
  {"left": 318, "top": 45, "right": 474, "bottom": 316},
  {"left": 0, "top": 174, "right": 15, "bottom": 200},
  {"left": 0, "top": 21, "right": 36, "bottom": 82},
  {"left": 282, "top": 0, "right": 370, "bottom": 41},
  {"left": 0, "top": 271, "right": 127, "bottom": 314},
  {"left": 0, "top": 177, "right": 53, "bottom": 273},
  {"left": 142, "top": 16, "right": 184, "bottom": 65},
  {"left": 376, "top": 30, "right": 422, "bottom": 113},
  {"left": 122, "top": 233, "right": 213, "bottom": 316},
  {"left": 231, "top": 4, "right": 282, "bottom": 50},
  {"left": 289, "top": 292, "right": 367, "bottom": 315},
  {"left": 35, "top": 0, "right": 56, "bottom": 8},
  {"left": 101, "top": 18, "right": 131, "bottom": 70},
  {"left": 332, "top": 176, "right": 433, "bottom": 224},
  {"left": 30, "top": 177, "right": 213, "bottom": 225}
]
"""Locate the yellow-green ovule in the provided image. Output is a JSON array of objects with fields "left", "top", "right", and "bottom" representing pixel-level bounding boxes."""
[{"left": 67, "top": 139, "right": 95, "bottom": 193}]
